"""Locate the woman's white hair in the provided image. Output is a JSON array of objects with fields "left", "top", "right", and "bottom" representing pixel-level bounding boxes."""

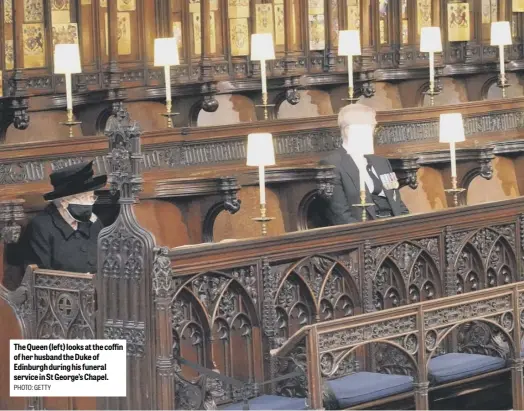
[{"left": 338, "top": 103, "right": 377, "bottom": 130}]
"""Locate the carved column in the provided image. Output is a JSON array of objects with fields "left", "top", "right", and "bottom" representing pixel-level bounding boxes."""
[
  {"left": 106, "top": 0, "right": 122, "bottom": 94},
  {"left": 444, "top": 226, "right": 459, "bottom": 296},
  {"left": 8, "top": 0, "right": 29, "bottom": 130},
  {"left": 96, "top": 103, "right": 156, "bottom": 410},
  {"left": 199, "top": 0, "right": 213, "bottom": 82},
  {"left": 152, "top": 248, "right": 176, "bottom": 410},
  {"left": 284, "top": 0, "right": 297, "bottom": 73},
  {"left": 359, "top": 0, "right": 375, "bottom": 71},
  {"left": 261, "top": 258, "right": 279, "bottom": 386},
  {"left": 324, "top": 0, "right": 336, "bottom": 71},
  {"left": 362, "top": 240, "right": 375, "bottom": 313}
]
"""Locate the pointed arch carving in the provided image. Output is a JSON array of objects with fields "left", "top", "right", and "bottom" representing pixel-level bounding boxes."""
[
  {"left": 274, "top": 254, "right": 360, "bottom": 339},
  {"left": 369, "top": 240, "right": 442, "bottom": 310}
]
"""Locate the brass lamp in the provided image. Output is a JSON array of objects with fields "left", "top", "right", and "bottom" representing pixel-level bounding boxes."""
[
  {"left": 491, "top": 21, "right": 512, "bottom": 97},
  {"left": 54, "top": 44, "right": 82, "bottom": 137},
  {"left": 420, "top": 27, "right": 442, "bottom": 106},
  {"left": 251, "top": 33, "right": 275, "bottom": 120},
  {"left": 338, "top": 30, "right": 361, "bottom": 103},
  {"left": 440, "top": 113, "right": 466, "bottom": 207},
  {"left": 154, "top": 37, "right": 180, "bottom": 127},
  {"left": 247, "top": 132, "right": 275, "bottom": 236},
  {"left": 348, "top": 123, "right": 375, "bottom": 222}
]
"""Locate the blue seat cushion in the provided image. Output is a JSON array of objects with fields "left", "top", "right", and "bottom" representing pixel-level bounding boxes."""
[
  {"left": 221, "top": 395, "right": 307, "bottom": 410},
  {"left": 428, "top": 353, "right": 505, "bottom": 384},
  {"left": 327, "top": 371, "right": 414, "bottom": 408}
]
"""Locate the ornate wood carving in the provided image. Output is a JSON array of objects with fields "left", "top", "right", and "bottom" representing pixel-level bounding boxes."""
[{"left": 96, "top": 102, "right": 156, "bottom": 409}]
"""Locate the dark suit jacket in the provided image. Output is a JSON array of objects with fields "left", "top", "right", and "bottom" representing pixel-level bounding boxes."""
[
  {"left": 21, "top": 204, "right": 103, "bottom": 273},
  {"left": 320, "top": 148, "right": 409, "bottom": 225}
]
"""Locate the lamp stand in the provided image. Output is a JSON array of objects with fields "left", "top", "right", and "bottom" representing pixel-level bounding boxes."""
[
  {"left": 342, "top": 86, "right": 359, "bottom": 104},
  {"left": 59, "top": 109, "right": 82, "bottom": 138},
  {"left": 497, "top": 73, "right": 509, "bottom": 98},
  {"left": 160, "top": 100, "right": 179, "bottom": 128},
  {"left": 425, "top": 81, "right": 440, "bottom": 107},
  {"left": 351, "top": 190, "right": 374, "bottom": 222},
  {"left": 253, "top": 203, "right": 274, "bottom": 236},
  {"left": 444, "top": 176, "right": 465, "bottom": 207},
  {"left": 256, "top": 92, "right": 275, "bottom": 120}
]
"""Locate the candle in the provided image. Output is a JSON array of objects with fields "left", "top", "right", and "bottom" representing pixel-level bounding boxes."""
[
  {"left": 164, "top": 65, "right": 171, "bottom": 103},
  {"left": 499, "top": 45, "right": 505, "bottom": 78},
  {"left": 65, "top": 73, "right": 73, "bottom": 111},
  {"left": 259, "top": 165, "right": 266, "bottom": 204},
  {"left": 429, "top": 52, "right": 435, "bottom": 90},
  {"left": 450, "top": 141, "right": 457, "bottom": 178},
  {"left": 359, "top": 164, "right": 365, "bottom": 193},
  {"left": 348, "top": 55, "right": 353, "bottom": 89},
  {"left": 261, "top": 59, "right": 267, "bottom": 95}
]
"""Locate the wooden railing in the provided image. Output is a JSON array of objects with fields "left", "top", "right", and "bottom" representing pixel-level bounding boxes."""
[{"left": 272, "top": 281, "right": 524, "bottom": 410}]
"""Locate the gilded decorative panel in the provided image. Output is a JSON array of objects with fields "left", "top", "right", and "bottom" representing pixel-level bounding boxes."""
[
  {"left": 331, "top": 0, "right": 339, "bottom": 45},
  {"left": 417, "top": 0, "right": 431, "bottom": 34},
  {"left": 209, "top": 12, "right": 217, "bottom": 54},
  {"left": 447, "top": 3, "right": 470, "bottom": 42},
  {"left": 52, "top": 23, "right": 78, "bottom": 47},
  {"left": 228, "top": 0, "right": 249, "bottom": 18},
  {"left": 189, "top": 0, "right": 199, "bottom": 13},
  {"left": 51, "top": 0, "right": 70, "bottom": 24},
  {"left": 5, "top": 40, "right": 14, "bottom": 70},
  {"left": 23, "top": 23, "right": 45, "bottom": 68},
  {"left": 379, "top": 0, "right": 389, "bottom": 45},
  {"left": 309, "top": 14, "right": 325, "bottom": 50},
  {"left": 256, "top": 4, "right": 274, "bottom": 35},
  {"left": 100, "top": 0, "right": 107, "bottom": 6},
  {"left": 192, "top": 12, "right": 201, "bottom": 54},
  {"left": 172, "top": 22, "right": 183, "bottom": 49},
  {"left": 118, "top": 0, "right": 136, "bottom": 11},
  {"left": 513, "top": 0, "right": 524, "bottom": 12},
  {"left": 4, "top": 0, "right": 13, "bottom": 23},
  {"left": 24, "top": 0, "right": 44, "bottom": 23},
  {"left": 347, "top": 0, "right": 360, "bottom": 30},
  {"left": 274, "top": 2, "right": 285, "bottom": 45},
  {"left": 117, "top": 12, "right": 132, "bottom": 55},
  {"left": 309, "top": 0, "right": 323, "bottom": 15},
  {"left": 230, "top": 18, "right": 249, "bottom": 56},
  {"left": 482, "top": 0, "right": 498, "bottom": 23}
]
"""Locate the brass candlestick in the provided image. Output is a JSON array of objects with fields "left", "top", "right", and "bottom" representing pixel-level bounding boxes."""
[
  {"left": 498, "top": 73, "right": 509, "bottom": 98},
  {"left": 160, "top": 100, "right": 179, "bottom": 128},
  {"left": 425, "top": 82, "right": 440, "bottom": 107},
  {"left": 342, "top": 86, "right": 359, "bottom": 104},
  {"left": 59, "top": 109, "right": 82, "bottom": 138},
  {"left": 255, "top": 92, "right": 275, "bottom": 120},
  {"left": 444, "top": 176, "right": 465, "bottom": 207},
  {"left": 252, "top": 203, "right": 274, "bottom": 236},
  {"left": 351, "top": 190, "right": 374, "bottom": 222}
]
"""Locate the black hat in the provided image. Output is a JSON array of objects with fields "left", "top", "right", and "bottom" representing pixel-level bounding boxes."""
[{"left": 43, "top": 161, "right": 107, "bottom": 201}]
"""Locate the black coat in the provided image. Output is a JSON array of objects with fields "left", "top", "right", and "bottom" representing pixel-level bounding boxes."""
[
  {"left": 21, "top": 204, "right": 103, "bottom": 273},
  {"left": 320, "top": 148, "right": 409, "bottom": 225}
]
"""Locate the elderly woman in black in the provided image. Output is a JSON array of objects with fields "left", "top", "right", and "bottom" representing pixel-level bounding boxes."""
[{"left": 22, "top": 161, "right": 106, "bottom": 273}]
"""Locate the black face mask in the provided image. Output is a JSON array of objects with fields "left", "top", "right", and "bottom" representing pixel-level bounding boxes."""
[{"left": 67, "top": 204, "right": 93, "bottom": 223}]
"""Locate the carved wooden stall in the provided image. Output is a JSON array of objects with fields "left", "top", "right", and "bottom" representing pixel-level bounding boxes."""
[
  {"left": 0, "top": 98, "right": 524, "bottom": 249},
  {"left": 2, "top": 108, "right": 524, "bottom": 409},
  {"left": 1, "top": 0, "right": 524, "bottom": 142}
]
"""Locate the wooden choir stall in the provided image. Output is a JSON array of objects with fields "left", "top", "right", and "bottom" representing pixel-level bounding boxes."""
[
  {"left": 1, "top": 103, "right": 524, "bottom": 410},
  {"left": 3, "top": 0, "right": 524, "bottom": 409}
]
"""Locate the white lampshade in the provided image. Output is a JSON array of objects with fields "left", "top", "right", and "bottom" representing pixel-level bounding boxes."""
[
  {"left": 420, "top": 27, "right": 442, "bottom": 52},
  {"left": 250, "top": 33, "right": 275, "bottom": 61},
  {"left": 154, "top": 38, "right": 180, "bottom": 66},
  {"left": 54, "top": 44, "right": 81, "bottom": 74},
  {"left": 338, "top": 30, "right": 361, "bottom": 56},
  {"left": 439, "top": 113, "right": 465, "bottom": 143},
  {"left": 246, "top": 133, "right": 275, "bottom": 166},
  {"left": 491, "top": 21, "right": 512, "bottom": 46},
  {"left": 348, "top": 124, "right": 374, "bottom": 155}
]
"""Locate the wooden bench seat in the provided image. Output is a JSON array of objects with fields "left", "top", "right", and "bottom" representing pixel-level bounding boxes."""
[{"left": 221, "top": 395, "right": 308, "bottom": 410}]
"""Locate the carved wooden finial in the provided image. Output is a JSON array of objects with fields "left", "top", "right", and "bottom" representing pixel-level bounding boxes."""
[{"left": 104, "top": 101, "right": 143, "bottom": 201}]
